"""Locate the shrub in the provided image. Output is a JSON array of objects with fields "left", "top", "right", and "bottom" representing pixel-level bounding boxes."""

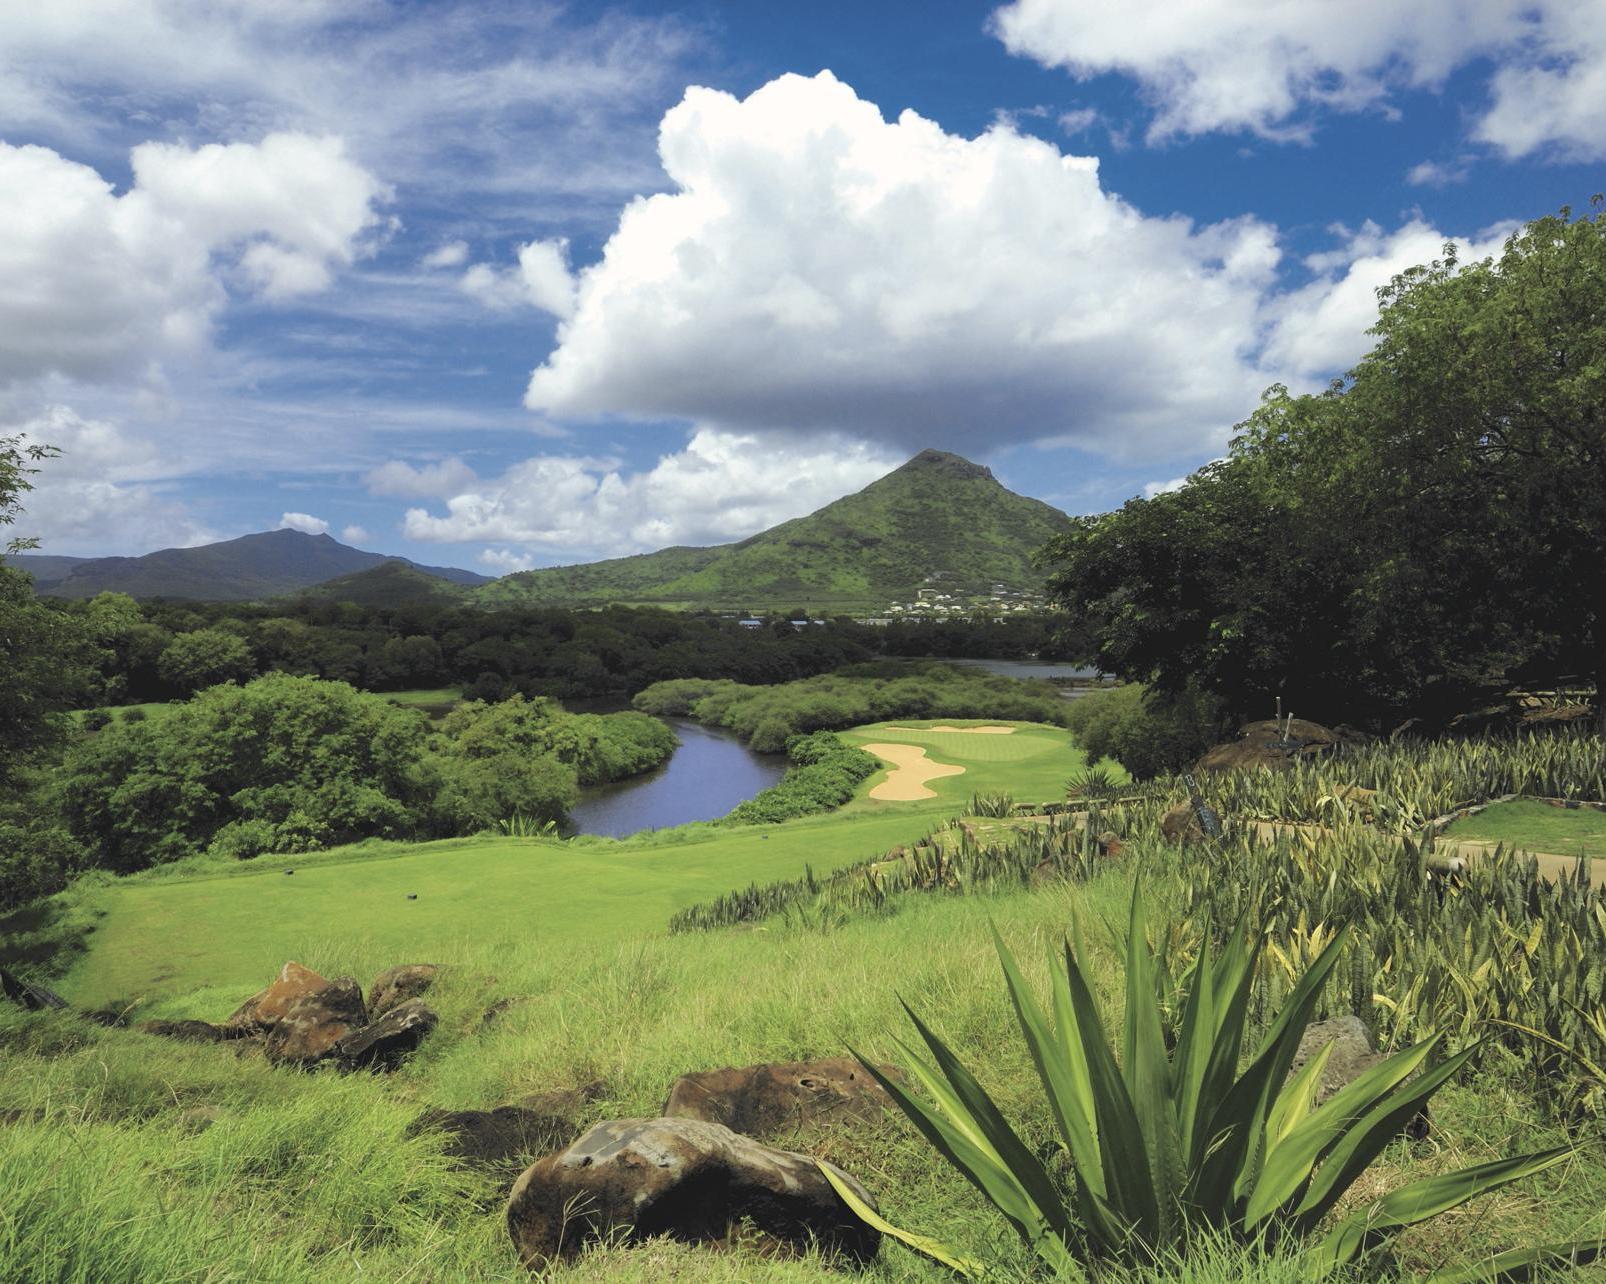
[
  {"left": 1063, "top": 682, "right": 1223, "bottom": 778},
  {"left": 79, "top": 709, "right": 111, "bottom": 733},
  {"left": 723, "top": 732, "right": 878, "bottom": 825},
  {"left": 830, "top": 891, "right": 1602, "bottom": 1279}
]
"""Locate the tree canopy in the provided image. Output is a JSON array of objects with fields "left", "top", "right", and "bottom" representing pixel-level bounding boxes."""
[{"left": 1042, "top": 205, "right": 1606, "bottom": 731}]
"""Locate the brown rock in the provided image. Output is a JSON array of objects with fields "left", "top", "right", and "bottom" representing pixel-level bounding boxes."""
[
  {"left": 505, "top": 1117, "right": 879, "bottom": 1268},
  {"left": 335, "top": 999, "right": 437, "bottom": 1071},
  {"left": 368, "top": 964, "right": 439, "bottom": 1017},
  {"left": 264, "top": 977, "right": 366, "bottom": 1066},
  {"left": 224, "top": 962, "right": 334, "bottom": 1034},
  {"left": 1096, "top": 830, "right": 1124, "bottom": 858},
  {"left": 1196, "top": 718, "right": 1345, "bottom": 774},
  {"left": 1287, "top": 1016, "right": 1428, "bottom": 1139},
  {"left": 134, "top": 1018, "right": 238, "bottom": 1043},
  {"left": 412, "top": 1105, "right": 580, "bottom": 1179},
  {"left": 1161, "top": 799, "right": 1205, "bottom": 843},
  {"left": 663, "top": 1058, "right": 895, "bottom": 1138}
]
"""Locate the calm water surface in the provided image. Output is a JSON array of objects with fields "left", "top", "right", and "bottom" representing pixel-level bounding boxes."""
[{"left": 567, "top": 717, "right": 786, "bottom": 838}]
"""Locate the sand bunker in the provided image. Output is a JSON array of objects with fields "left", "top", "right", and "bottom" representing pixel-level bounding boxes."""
[
  {"left": 883, "top": 724, "right": 1017, "bottom": 735},
  {"left": 863, "top": 743, "right": 968, "bottom": 801}
]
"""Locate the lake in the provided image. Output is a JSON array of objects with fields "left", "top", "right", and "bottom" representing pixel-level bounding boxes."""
[{"left": 567, "top": 717, "right": 787, "bottom": 837}]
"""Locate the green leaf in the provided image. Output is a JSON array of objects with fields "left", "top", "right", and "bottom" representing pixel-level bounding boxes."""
[
  {"left": 815, "top": 1160, "right": 986, "bottom": 1278},
  {"left": 1421, "top": 1237, "right": 1606, "bottom": 1283},
  {"left": 1122, "top": 887, "right": 1187, "bottom": 1248},
  {"left": 1313, "top": 1147, "right": 1575, "bottom": 1267}
]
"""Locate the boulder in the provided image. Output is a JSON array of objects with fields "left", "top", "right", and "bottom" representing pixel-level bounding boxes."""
[
  {"left": 505, "top": 1117, "right": 879, "bottom": 1268},
  {"left": 663, "top": 1058, "right": 895, "bottom": 1138},
  {"left": 134, "top": 1018, "right": 238, "bottom": 1043},
  {"left": 1195, "top": 718, "right": 1345, "bottom": 775},
  {"left": 225, "top": 962, "right": 335, "bottom": 1034},
  {"left": 335, "top": 999, "right": 437, "bottom": 1071},
  {"left": 263, "top": 977, "right": 367, "bottom": 1066},
  {"left": 412, "top": 1105, "right": 580, "bottom": 1179},
  {"left": 1161, "top": 799, "right": 1205, "bottom": 843},
  {"left": 368, "top": 964, "right": 439, "bottom": 1017},
  {"left": 1287, "top": 1016, "right": 1428, "bottom": 1139}
]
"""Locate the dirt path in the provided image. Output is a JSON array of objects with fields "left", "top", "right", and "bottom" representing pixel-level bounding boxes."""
[
  {"left": 862, "top": 743, "right": 968, "bottom": 801},
  {"left": 882, "top": 724, "right": 1017, "bottom": 735}
]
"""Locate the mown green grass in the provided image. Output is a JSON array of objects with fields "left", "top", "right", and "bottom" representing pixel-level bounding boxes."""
[
  {"left": 1446, "top": 799, "right": 1606, "bottom": 859},
  {"left": 58, "top": 721, "right": 1087, "bottom": 1007},
  {"left": 836, "top": 719, "right": 1110, "bottom": 814},
  {"left": 381, "top": 687, "right": 463, "bottom": 707}
]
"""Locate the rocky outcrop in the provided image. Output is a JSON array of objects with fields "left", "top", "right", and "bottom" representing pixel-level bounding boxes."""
[
  {"left": 663, "top": 1058, "right": 894, "bottom": 1138},
  {"left": 263, "top": 977, "right": 367, "bottom": 1066},
  {"left": 505, "top": 1117, "right": 879, "bottom": 1268},
  {"left": 334, "top": 999, "right": 436, "bottom": 1071},
  {"left": 368, "top": 964, "right": 439, "bottom": 1017},
  {"left": 1196, "top": 718, "right": 1346, "bottom": 774}
]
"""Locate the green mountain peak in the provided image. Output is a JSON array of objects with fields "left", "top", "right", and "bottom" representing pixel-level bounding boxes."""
[{"left": 476, "top": 449, "right": 1069, "bottom": 612}]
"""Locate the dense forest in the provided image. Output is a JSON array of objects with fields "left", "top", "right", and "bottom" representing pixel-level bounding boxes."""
[{"left": 48, "top": 593, "right": 1069, "bottom": 708}]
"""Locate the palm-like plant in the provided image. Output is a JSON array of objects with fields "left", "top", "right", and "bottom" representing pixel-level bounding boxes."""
[{"left": 822, "top": 892, "right": 1603, "bottom": 1279}]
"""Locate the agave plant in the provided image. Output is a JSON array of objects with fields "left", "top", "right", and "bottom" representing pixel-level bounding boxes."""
[{"left": 823, "top": 891, "right": 1603, "bottom": 1279}]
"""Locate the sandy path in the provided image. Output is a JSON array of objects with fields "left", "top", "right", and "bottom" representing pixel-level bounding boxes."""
[
  {"left": 862, "top": 743, "right": 968, "bottom": 801},
  {"left": 882, "top": 725, "right": 1017, "bottom": 735}
]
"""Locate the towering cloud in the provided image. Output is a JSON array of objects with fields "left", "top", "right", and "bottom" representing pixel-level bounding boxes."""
[{"left": 524, "top": 72, "right": 1280, "bottom": 460}]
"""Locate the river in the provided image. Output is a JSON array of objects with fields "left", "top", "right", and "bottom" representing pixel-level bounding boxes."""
[{"left": 566, "top": 717, "right": 787, "bottom": 838}]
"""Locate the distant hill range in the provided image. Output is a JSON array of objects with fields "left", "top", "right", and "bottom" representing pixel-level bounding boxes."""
[
  {"left": 475, "top": 449, "right": 1071, "bottom": 611},
  {"left": 14, "top": 530, "right": 490, "bottom": 601}
]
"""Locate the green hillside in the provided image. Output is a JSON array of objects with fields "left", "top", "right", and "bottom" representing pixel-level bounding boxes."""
[
  {"left": 475, "top": 449, "right": 1070, "bottom": 610},
  {"left": 297, "top": 559, "right": 470, "bottom": 607}
]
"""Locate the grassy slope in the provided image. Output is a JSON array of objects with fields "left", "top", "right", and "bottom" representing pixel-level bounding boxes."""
[
  {"left": 476, "top": 450, "right": 1071, "bottom": 609},
  {"left": 8, "top": 724, "right": 1603, "bottom": 1282},
  {"left": 1447, "top": 799, "right": 1606, "bottom": 858}
]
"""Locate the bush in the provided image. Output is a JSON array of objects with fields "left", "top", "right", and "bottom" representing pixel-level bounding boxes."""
[
  {"left": 120, "top": 707, "right": 146, "bottom": 723},
  {"left": 1062, "top": 682, "right": 1223, "bottom": 778},
  {"left": 724, "top": 732, "right": 878, "bottom": 824},
  {"left": 79, "top": 709, "right": 111, "bottom": 732}
]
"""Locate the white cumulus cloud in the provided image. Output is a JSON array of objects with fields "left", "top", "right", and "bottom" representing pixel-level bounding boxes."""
[
  {"left": 990, "top": 0, "right": 1606, "bottom": 156},
  {"left": 460, "top": 239, "right": 577, "bottom": 316},
  {"left": 1261, "top": 220, "right": 1515, "bottom": 383},
  {"left": 8, "top": 405, "right": 214, "bottom": 553},
  {"left": 523, "top": 71, "right": 1280, "bottom": 461},
  {"left": 340, "top": 524, "right": 372, "bottom": 545},
  {"left": 279, "top": 511, "right": 330, "bottom": 535},
  {"left": 0, "top": 133, "right": 387, "bottom": 389},
  {"left": 364, "top": 456, "right": 481, "bottom": 499},
  {"left": 400, "top": 429, "right": 900, "bottom": 559}
]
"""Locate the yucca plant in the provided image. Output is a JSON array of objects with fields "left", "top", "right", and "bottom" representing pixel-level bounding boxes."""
[{"left": 823, "top": 891, "right": 1603, "bottom": 1279}]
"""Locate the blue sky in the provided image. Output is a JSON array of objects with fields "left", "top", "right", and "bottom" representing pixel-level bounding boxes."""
[{"left": 3, "top": 0, "right": 1601, "bottom": 571}]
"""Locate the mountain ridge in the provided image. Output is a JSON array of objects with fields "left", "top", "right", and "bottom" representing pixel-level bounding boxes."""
[{"left": 14, "top": 530, "right": 490, "bottom": 601}]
